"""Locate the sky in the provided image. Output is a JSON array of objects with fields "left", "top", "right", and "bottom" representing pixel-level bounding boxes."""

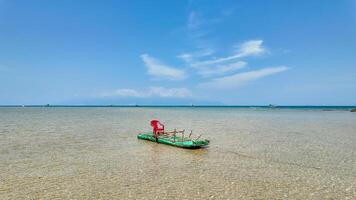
[{"left": 0, "top": 0, "right": 356, "bottom": 105}]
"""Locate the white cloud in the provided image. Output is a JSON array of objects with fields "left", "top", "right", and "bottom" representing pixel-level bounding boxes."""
[
  {"left": 234, "top": 40, "right": 266, "bottom": 57},
  {"left": 177, "top": 40, "right": 268, "bottom": 77},
  {"left": 197, "top": 61, "right": 247, "bottom": 77},
  {"left": 100, "top": 87, "right": 192, "bottom": 98},
  {"left": 191, "top": 40, "right": 266, "bottom": 67},
  {"left": 178, "top": 53, "right": 194, "bottom": 63},
  {"left": 177, "top": 48, "right": 214, "bottom": 63},
  {"left": 199, "top": 66, "right": 288, "bottom": 89},
  {"left": 141, "top": 54, "right": 186, "bottom": 80}
]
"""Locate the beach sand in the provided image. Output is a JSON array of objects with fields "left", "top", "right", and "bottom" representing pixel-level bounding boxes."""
[{"left": 0, "top": 107, "right": 355, "bottom": 199}]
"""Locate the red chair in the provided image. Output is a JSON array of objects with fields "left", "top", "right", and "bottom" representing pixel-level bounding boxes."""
[{"left": 150, "top": 120, "right": 165, "bottom": 138}]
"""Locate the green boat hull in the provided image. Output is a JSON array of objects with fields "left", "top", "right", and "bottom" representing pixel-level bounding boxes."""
[{"left": 137, "top": 133, "right": 209, "bottom": 149}]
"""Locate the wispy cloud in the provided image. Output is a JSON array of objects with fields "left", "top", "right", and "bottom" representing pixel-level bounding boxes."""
[
  {"left": 141, "top": 54, "right": 186, "bottom": 80},
  {"left": 177, "top": 48, "right": 214, "bottom": 63},
  {"left": 197, "top": 61, "right": 247, "bottom": 77},
  {"left": 199, "top": 66, "right": 288, "bottom": 89},
  {"left": 233, "top": 40, "right": 266, "bottom": 57},
  {"left": 191, "top": 40, "right": 266, "bottom": 67},
  {"left": 187, "top": 11, "right": 202, "bottom": 30},
  {"left": 100, "top": 87, "right": 192, "bottom": 98},
  {"left": 138, "top": 8, "right": 285, "bottom": 96},
  {"left": 186, "top": 8, "right": 235, "bottom": 31},
  {"left": 177, "top": 39, "right": 267, "bottom": 77},
  {"left": 184, "top": 10, "right": 218, "bottom": 55}
]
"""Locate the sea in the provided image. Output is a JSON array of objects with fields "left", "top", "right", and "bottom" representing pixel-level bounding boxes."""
[{"left": 0, "top": 106, "right": 355, "bottom": 199}]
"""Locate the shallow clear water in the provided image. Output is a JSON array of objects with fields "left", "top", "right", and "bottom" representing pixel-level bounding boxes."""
[{"left": 0, "top": 107, "right": 355, "bottom": 199}]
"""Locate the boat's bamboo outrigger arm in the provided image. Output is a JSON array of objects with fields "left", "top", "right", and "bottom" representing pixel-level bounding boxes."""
[
  {"left": 161, "top": 129, "right": 204, "bottom": 143},
  {"left": 164, "top": 130, "right": 185, "bottom": 134}
]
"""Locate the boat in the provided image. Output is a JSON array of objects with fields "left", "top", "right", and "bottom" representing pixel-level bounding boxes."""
[
  {"left": 137, "top": 132, "right": 209, "bottom": 148},
  {"left": 137, "top": 120, "right": 210, "bottom": 149}
]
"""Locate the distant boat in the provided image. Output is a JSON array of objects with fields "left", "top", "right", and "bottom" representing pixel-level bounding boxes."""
[{"left": 268, "top": 104, "right": 277, "bottom": 108}]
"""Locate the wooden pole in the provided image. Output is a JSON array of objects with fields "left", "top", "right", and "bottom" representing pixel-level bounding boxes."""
[
  {"left": 173, "top": 129, "right": 176, "bottom": 142},
  {"left": 182, "top": 129, "right": 185, "bottom": 142},
  {"left": 195, "top": 134, "right": 201, "bottom": 141},
  {"left": 189, "top": 130, "right": 192, "bottom": 138}
]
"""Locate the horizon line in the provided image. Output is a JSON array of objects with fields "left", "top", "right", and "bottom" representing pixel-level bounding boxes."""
[{"left": 0, "top": 104, "right": 355, "bottom": 108}]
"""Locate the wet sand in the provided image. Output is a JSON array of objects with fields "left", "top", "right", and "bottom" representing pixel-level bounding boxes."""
[{"left": 0, "top": 107, "right": 355, "bottom": 199}]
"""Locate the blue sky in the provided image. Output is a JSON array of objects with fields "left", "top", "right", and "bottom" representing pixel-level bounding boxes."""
[{"left": 0, "top": 0, "right": 355, "bottom": 105}]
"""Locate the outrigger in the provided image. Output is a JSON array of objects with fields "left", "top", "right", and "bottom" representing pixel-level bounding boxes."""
[{"left": 137, "top": 120, "right": 210, "bottom": 149}]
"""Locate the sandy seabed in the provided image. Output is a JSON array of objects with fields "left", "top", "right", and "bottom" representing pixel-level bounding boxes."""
[{"left": 1, "top": 107, "right": 355, "bottom": 199}]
